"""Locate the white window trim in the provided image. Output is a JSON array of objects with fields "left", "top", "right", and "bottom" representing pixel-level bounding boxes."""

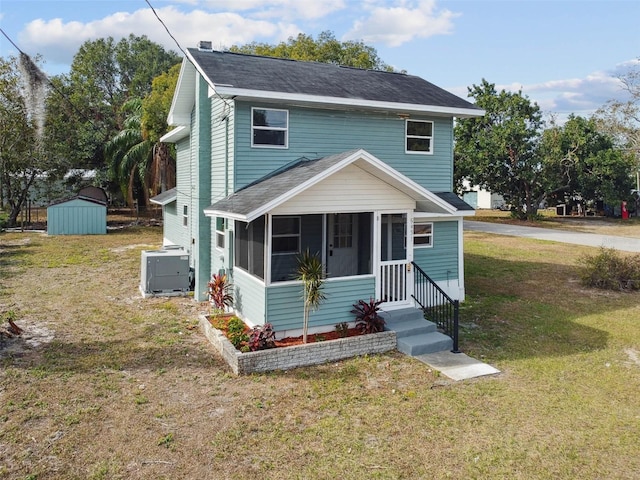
[
  {"left": 251, "top": 107, "right": 289, "bottom": 149},
  {"left": 413, "top": 220, "right": 433, "bottom": 248},
  {"left": 182, "top": 205, "right": 188, "bottom": 227},
  {"left": 405, "top": 119, "right": 434, "bottom": 155},
  {"left": 271, "top": 215, "right": 300, "bottom": 256}
]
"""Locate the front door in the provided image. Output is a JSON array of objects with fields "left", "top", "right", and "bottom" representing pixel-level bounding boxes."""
[
  {"left": 327, "top": 213, "right": 358, "bottom": 277},
  {"left": 378, "top": 213, "right": 413, "bottom": 307}
]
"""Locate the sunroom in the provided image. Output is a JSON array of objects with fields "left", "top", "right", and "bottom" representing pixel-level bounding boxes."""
[{"left": 204, "top": 149, "right": 463, "bottom": 336}]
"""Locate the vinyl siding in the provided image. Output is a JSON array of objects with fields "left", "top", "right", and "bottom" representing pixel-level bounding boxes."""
[
  {"left": 233, "top": 102, "right": 454, "bottom": 192},
  {"left": 265, "top": 276, "right": 375, "bottom": 331},
  {"left": 413, "top": 220, "right": 459, "bottom": 281},
  {"left": 272, "top": 164, "right": 415, "bottom": 215},
  {"left": 167, "top": 138, "right": 191, "bottom": 249},
  {"left": 233, "top": 268, "right": 266, "bottom": 326}
]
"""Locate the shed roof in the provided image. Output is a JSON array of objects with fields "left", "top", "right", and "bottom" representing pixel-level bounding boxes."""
[{"left": 48, "top": 195, "right": 107, "bottom": 208}]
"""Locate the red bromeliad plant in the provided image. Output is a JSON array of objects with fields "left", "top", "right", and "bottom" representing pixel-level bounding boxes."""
[
  {"left": 351, "top": 298, "right": 385, "bottom": 334},
  {"left": 207, "top": 273, "right": 234, "bottom": 315}
]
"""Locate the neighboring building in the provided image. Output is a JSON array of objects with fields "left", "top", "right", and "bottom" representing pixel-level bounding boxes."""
[
  {"left": 461, "top": 180, "right": 505, "bottom": 210},
  {"left": 153, "top": 45, "right": 483, "bottom": 336},
  {"left": 47, "top": 195, "right": 107, "bottom": 235}
]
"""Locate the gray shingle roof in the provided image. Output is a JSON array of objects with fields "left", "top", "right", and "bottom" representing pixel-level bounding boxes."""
[
  {"left": 205, "top": 150, "right": 359, "bottom": 220},
  {"left": 150, "top": 187, "right": 177, "bottom": 206},
  {"left": 434, "top": 192, "right": 475, "bottom": 211},
  {"left": 188, "top": 48, "right": 481, "bottom": 112},
  {"left": 205, "top": 150, "right": 469, "bottom": 220}
]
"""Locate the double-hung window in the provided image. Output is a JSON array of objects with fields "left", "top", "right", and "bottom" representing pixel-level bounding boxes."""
[
  {"left": 413, "top": 221, "right": 433, "bottom": 248},
  {"left": 252, "top": 107, "right": 288, "bottom": 148},
  {"left": 182, "top": 205, "right": 188, "bottom": 227},
  {"left": 406, "top": 120, "right": 433, "bottom": 154}
]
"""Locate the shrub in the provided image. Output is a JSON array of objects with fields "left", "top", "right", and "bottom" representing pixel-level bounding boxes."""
[
  {"left": 335, "top": 322, "right": 349, "bottom": 338},
  {"left": 248, "top": 323, "right": 276, "bottom": 351},
  {"left": 226, "top": 316, "right": 248, "bottom": 349},
  {"left": 578, "top": 247, "right": 640, "bottom": 291},
  {"left": 351, "top": 298, "right": 385, "bottom": 334},
  {"left": 207, "top": 273, "right": 233, "bottom": 314}
]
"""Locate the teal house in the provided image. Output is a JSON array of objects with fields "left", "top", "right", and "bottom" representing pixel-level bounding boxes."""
[{"left": 154, "top": 44, "right": 483, "bottom": 339}]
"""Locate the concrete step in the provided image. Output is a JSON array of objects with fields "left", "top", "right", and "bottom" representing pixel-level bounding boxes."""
[
  {"left": 384, "top": 317, "right": 437, "bottom": 338},
  {"left": 397, "top": 331, "right": 453, "bottom": 356},
  {"left": 380, "top": 307, "right": 424, "bottom": 323}
]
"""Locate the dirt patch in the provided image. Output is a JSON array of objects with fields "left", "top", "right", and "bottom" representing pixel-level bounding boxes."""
[{"left": 0, "top": 320, "right": 55, "bottom": 357}]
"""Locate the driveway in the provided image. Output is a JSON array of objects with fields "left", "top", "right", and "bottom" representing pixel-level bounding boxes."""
[{"left": 464, "top": 220, "right": 640, "bottom": 253}]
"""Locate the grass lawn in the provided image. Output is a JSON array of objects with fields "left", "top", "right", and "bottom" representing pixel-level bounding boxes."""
[{"left": 1, "top": 226, "right": 639, "bottom": 479}]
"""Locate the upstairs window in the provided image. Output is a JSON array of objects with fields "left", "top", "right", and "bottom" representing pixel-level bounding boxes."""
[
  {"left": 414, "top": 221, "right": 433, "bottom": 248},
  {"left": 182, "top": 205, "right": 188, "bottom": 227},
  {"left": 406, "top": 120, "right": 433, "bottom": 154},
  {"left": 252, "top": 108, "right": 288, "bottom": 148}
]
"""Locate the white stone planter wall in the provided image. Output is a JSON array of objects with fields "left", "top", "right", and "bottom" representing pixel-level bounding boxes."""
[{"left": 199, "top": 315, "right": 396, "bottom": 374}]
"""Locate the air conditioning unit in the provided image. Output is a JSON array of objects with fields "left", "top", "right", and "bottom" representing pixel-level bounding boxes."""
[{"left": 140, "top": 249, "right": 190, "bottom": 297}]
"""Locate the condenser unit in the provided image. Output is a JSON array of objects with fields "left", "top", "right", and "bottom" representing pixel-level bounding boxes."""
[{"left": 140, "top": 248, "right": 190, "bottom": 297}]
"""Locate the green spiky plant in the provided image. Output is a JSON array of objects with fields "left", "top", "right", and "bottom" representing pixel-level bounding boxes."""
[{"left": 295, "top": 250, "right": 326, "bottom": 343}]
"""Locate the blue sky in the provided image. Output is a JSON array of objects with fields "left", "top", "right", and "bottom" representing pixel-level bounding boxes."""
[{"left": 1, "top": 0, "right": 638, "bottom": 120}]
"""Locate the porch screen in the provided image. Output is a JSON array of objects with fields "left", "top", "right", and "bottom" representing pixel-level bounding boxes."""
[
  {"left": 234, "top": 217, "right": 265, "bottom": 279},
  {"left": 270, "top": 213, "right": 372, "bottom": 283}
]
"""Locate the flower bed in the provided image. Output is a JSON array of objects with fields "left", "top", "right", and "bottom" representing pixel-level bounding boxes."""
[{"left": 199, "top": 314, "right": 396, "bottom": 374}]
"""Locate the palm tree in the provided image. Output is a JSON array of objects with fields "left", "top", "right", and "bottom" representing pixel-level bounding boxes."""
[
  {"left": 104, "top": 98, "right": 152, "bottom": 206},
  {"left": 296, "top": 250, "right": 326, "bottom": 343}
]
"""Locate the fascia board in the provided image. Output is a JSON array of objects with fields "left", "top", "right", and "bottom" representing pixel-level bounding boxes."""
[
  {"left": 166, "top": 59, "right": 196, "bottom": 126},
  {"left": 211, "top": 86, "right": 485, "bottom": 118},
  {"left": 160, "top": 126, "right": 190, "bottom": 143},
  {"left": 203, "top": 208, "right": 248, "bottom": 222}
]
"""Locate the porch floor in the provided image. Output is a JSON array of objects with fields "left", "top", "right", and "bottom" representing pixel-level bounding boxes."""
[{"left": 381, "top": 307, "right": 500, "bottom": 381}]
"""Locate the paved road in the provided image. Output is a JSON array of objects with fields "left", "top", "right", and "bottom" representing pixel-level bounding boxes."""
[{"left": 464, "top": 220, "right": 640, "bottom": 253}]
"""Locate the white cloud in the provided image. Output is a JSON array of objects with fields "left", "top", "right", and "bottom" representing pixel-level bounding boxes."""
[
  {"left": 201, "top": 0, "right": 346, "bottom": 20},
  {"left": 344, "top": 0, "right": 459, "bottom": 47},
  {"left": 17, "top": 6, "right": 300, "bottom": 71}
]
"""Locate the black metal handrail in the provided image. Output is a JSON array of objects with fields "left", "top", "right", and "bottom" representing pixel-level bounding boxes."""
[{"left": 411, "top": 261, "right": 460, "bottom": 353}]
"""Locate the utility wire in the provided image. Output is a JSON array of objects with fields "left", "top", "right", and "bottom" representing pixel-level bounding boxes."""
[
  {"left": 144, "top": 0, "right": 231, "bottom": 111},
  {"left": 0, "top": 26, "right": 105, "bottom": 132}
]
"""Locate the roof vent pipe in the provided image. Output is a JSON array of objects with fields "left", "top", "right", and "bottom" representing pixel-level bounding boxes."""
[{"left": 198, "top": 41, "right": 213, "bottom": 52}]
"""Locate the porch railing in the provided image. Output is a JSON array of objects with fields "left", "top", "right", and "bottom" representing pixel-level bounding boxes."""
[{"left": 411, "top": 261, "right": 460, "bottom": 353}]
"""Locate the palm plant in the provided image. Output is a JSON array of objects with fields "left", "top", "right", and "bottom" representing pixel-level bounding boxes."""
[
  {"left": 104, "top": 98, "right": 152, "bottom": 206},
  {"left": 295, "top": 250, "right": 326, "bottom": 343},
  {"left": 105, "top": 97, "right": 176, "bottom": 207}
]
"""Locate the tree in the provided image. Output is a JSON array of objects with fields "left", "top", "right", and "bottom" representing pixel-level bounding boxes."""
[
  {"left": 595, "top": 57, "right": 640, "bottom": 192},
  {"left": 0, "top": 55, "right": 54, "bottom": 226},
  {"left": 104, "top": 98, "right": 153, "bottom": 206},
  {"left": 455, "top": 79, "right": 545, "bottom": 219},
  {"left": 45, "top": 35, "right": 180, "bottom": 195},
  {"left": 296, "top": 250, "right": 326, "bottom": 344},
  {"left": 230, "top": 31, "right": 393, "bottom": 71},
  {"left": 541, "top": 115, "right": 635, "bottom": 210},
  {"left": 106, "top": 63, "right": 180, "bottom": 206}
]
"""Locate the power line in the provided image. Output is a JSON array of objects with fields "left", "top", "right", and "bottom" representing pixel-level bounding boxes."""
[
  {"left": 144, "top": 0, "right": 231, "bottom": 111},
  {"left": 0, "top": 27, "right": 105, "bottom": 132}
]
